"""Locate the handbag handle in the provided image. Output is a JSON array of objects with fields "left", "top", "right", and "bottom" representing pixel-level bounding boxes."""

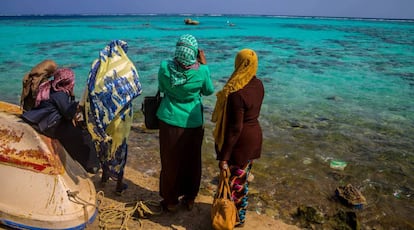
[{"left": 215, "top": 168, "right": 232, "bottom": 200}]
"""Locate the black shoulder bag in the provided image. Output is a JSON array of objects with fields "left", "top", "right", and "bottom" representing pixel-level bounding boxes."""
[{"left": 141, "top": 90, "right": 162, "bottom": 129}]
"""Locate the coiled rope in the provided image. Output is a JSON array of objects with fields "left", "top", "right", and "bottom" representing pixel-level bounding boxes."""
[{"left": 67, "top": 190, "right": 162, "bottom": 230}]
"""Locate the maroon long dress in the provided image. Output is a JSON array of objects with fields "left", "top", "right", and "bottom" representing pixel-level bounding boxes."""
[{"left": 215, "top": 76, "right": 264, "bottom": 225}]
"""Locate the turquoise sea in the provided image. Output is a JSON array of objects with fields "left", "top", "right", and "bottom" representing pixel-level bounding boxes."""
[{"left": 1, "top": 15, "right": 413, "bottom": 229}]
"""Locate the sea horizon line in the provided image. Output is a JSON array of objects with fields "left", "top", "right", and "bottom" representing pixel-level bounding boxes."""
[{"left": 0, "top": 13, "right": 413, "bottom": 22}]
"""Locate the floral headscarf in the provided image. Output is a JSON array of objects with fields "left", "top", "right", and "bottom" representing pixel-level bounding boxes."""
[
  {"left": 20, "top": 59, "right": 57, "bottom": 111},
  {"left": 35, "top": 68, "right": 75, "bottom": 106},
  {"left": 83, "top": 40, "right": 142, "bottom": 165}
]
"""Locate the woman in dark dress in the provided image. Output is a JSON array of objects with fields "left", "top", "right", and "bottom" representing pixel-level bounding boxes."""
[
  {"left": 212, "top": 49, "right": 265, "bottom": 227},
  {"left": 22, "top": 68, "right": 99, "bottom": 173}
]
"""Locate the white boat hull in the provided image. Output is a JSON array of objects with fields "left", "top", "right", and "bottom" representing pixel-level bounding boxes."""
[{"left": 0, "top": 101, "right": 97, "bottom": 229}]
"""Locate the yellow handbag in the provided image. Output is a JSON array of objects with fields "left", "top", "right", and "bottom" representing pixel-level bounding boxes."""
[{"left": 211, "top": 168, "right": 238, "bottom": 230}]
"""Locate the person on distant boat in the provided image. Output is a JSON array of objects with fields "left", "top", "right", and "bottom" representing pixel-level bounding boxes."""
[
  {"left": 21, "top": 67, "right": 100, "bottom": 174},
  {"left": 81, "top": 40, "right": 142, "bottom": 196},
  {"left": 211, "top": 49, "right": 265, "bottom": 227},
  {"left": 156, "top": 34, "right": 214, "bottom": 212}
]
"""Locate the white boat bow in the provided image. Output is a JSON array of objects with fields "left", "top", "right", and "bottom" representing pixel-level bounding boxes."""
[{"left": 0, "top": 101, "right": 97, "bottom": 230}]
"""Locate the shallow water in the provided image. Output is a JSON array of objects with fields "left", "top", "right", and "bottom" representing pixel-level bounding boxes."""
[{"left": 0, "top": 15, "right": 413, "bottom": 229}]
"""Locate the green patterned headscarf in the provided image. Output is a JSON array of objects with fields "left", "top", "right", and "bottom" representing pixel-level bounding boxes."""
[
  {"left": 175, "top": 34, "right": 198, "bottom": 66},
  {"left": 168, "top": 34, "right": 199, "bottom": 86}
]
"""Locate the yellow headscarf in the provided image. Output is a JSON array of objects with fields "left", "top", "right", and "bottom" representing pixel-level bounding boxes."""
[{"left": 211, "top": 49, "right": 258, "bottom": 151}]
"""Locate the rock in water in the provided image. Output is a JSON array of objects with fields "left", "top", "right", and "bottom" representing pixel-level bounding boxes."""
[{"left": 335, "top": 184, "right": 367, "bottom": 209}]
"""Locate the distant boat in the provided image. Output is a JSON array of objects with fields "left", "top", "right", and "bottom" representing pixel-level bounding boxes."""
[
  {"left": 184, "top": 18, "right": 199, "bottom": 25},
  {"left": 226, "top": 20, "right": 236, "bottom": 27},
  {"left": 0, "top": 101, "right": 97, "bottom": 230}
]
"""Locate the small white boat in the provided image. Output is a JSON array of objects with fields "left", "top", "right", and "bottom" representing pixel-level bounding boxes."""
[{"left": 0, "top": 101, "right": 97, "bottom": 230}]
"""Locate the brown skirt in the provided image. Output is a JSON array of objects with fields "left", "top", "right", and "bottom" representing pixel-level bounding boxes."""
[{"left": 158, "top": 120, "right": 204, "bottom": 205}]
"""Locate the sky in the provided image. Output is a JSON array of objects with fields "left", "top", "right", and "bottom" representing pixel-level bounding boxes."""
[{"left": 1, "top": 0, "right": 414, "bottom": 19}]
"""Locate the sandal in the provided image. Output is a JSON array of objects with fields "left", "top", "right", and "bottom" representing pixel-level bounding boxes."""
[
  {"left": 86, "top": 167, "right": 99, "bottom": 174},
  {"left": 101, "top": 168, "right": 119, "bottom": 184},
  {"left": 181, "top": 196, "right": 195, "bottom": 211},
  {"left": 160, "top": 200, "right": 178, "bottom": 212},
  {"left": 235, "top": 222, "right": 245, "bottom": 228},
  {"left": 115, "top": 183, "right": 128, "bottom": 196}
]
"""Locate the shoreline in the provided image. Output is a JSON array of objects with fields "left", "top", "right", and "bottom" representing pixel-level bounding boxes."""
[{"left": 86, "top": 122, "right": 300, "bottom": 229}]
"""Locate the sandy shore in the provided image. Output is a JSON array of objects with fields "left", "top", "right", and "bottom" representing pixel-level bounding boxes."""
[
  {"left": 86, "top": 122, "right": 300, "bottom": 230},
  {"left": 87, "top": 166, "right": 299, "bottom": 230}
]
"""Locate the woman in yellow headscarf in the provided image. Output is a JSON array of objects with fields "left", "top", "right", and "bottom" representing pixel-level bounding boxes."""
[{"left": 211, "top": 48, "right": 265, "bottom": 227}]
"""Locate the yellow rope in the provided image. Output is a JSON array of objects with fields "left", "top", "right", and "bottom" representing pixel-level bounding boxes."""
[
  {"left": 96, "top": 191, "right": 162, "bottom": 230},
  {"left": 67, "top": 190, "right": 97, "bottom": 228},
  {"left": 67, "top": 190, "right": 162, "bottom": 230}
]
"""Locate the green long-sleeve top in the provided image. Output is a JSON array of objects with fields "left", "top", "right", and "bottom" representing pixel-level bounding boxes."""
[{"left": 156, "top": 60, "right": 214, "bottom": 128}]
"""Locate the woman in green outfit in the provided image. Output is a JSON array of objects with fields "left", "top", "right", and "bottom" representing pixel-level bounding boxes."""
[{"left": 156, "top": 34, "right": 214, "bottom": 211}]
